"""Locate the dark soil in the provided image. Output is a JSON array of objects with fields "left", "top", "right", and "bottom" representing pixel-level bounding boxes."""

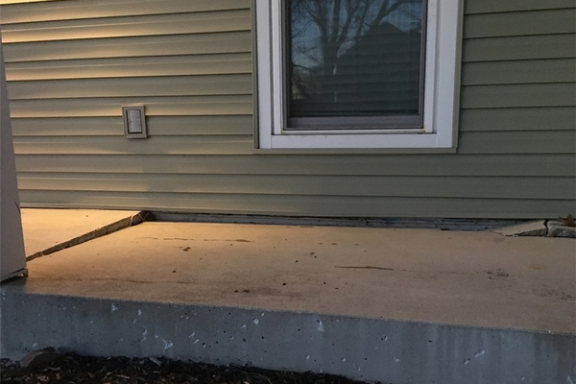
[{"left": 1, "top": 351, "right": 377, "bottom": 384}]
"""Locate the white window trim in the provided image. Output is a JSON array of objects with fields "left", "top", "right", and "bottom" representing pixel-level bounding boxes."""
[{"left": 255, "top": 0, "right": 463, "bottom": 150}]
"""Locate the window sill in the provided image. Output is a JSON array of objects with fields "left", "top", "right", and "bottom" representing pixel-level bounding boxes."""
[
  {"left": 260, "top": 130, "right": 456, "bottom": 150},
  {"left": 251, "top": 145, "right": 458, "bottom": 156}
]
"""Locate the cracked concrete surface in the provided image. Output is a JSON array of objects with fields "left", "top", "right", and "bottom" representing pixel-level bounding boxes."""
[{"left": 493, "top": 219, "right": 576, "bottom": 238}]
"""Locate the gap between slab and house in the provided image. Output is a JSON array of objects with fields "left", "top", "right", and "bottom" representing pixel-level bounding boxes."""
[
  {"left": 150, "top": 211, "right": 527, "bottom": 231},
  {"left": 152, "top": 212, "right": 576, "bottom": 238}
]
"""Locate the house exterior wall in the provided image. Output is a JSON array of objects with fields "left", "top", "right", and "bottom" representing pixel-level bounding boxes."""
[{"left": 0, "top": 0, "right": 574, "bottom": 218}]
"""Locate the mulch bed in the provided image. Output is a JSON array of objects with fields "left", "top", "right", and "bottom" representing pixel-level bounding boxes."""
[{"left": 1, "top": 351, "right": 377, "bottom": 384}]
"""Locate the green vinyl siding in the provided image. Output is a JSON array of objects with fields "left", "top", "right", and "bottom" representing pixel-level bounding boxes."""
[
  {"left": 1, "top": 0, "right": 575, "bottom": 218},
  {"left": 16, "top": 173, "right": 572, "bottom": 200},
  {"left": 11, "top": 116, "right": 254, "bottom": 137},
  {"left": 462, "top": 59, "right": 575, "bottom": 85},
  {"left": 5, "top": 54, "right": 253, "bottom": 81},
  {"left": 7, "top": 75, "right": 252, "bottom": 98},
  {"left": 463, "top": 34, "right": 576, "bottom": 62},
  {"left": 464, "top": 9, "right": 575, "bottom": 37},
  {"left": 14, "top": 191, "right": 570, "bottom": 219},
  {"left": 8, "top": 96, "right": 253, "bottom": 118},
  {"left": 14, "top": 154, "right": 574, "bottom": 177}
]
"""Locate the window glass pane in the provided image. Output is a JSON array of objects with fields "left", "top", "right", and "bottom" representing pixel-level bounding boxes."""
[{"left": 288, "top": 0, "right": 425, "bottom": 119}]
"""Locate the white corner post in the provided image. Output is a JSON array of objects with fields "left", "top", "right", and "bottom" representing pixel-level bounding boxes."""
[{"left": 0, "top": 34, "right": 27, "bottom": 282}]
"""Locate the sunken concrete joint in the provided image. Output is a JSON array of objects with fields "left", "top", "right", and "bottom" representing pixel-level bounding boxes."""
[
  {"left": 493, "top": 220, "right": 576, "bottom": 238},
  {"left": 1, "top": 291, "right": 575, "bottom": 384},
  {"left": 492, "top": 221, "right": 548, "bottom": 237},
  {"left": 546, "top": 220, "right": 576, "bottom": 239},
  {"left": 25, "top": 211, "right": 151, "bottom": 261}
]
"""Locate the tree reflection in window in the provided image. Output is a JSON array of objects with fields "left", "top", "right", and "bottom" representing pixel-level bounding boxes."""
[{"left": 288, "top": 0, "right": 425, "bottom": 118}]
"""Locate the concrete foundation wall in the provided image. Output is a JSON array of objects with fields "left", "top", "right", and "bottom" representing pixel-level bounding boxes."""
[{"left": 1, "top": 291, "right": 574, "bottom": 384}]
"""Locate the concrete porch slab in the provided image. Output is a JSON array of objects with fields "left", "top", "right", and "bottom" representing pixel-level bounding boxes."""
[
  {"left": 2, "top": 215, "right": 575, "bottom": 383},
  {"left": 8, "top": 221, "right": 576, "bottom": 333}
]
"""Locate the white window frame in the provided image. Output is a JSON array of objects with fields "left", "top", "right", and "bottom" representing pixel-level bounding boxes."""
[{"left": 255, "top": 0, "right": 463, "bottom": 150}]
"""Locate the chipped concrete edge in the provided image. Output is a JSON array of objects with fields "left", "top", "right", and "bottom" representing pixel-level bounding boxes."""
[
  {"left": 25, "top": 211, "right": 152, "bottom": 261},
  {"left": 492, "top": 220, "right": 576, "bottom": 239},
  {"left": 546, "top": 220, "right": 576, "bottom": 238}
]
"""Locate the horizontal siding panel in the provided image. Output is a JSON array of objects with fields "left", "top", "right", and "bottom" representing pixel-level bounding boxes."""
[
  {"left": 460, "top": 108, "right": 576, "bottom": 132},
  {"left": 12, "top": 117, "right": 123, "bottom": 137},
  {"left": 462, "top": 59, "right": 576, "bottom": 85},
  {"left": 18, "top": 191, "right": 574, "bottom": 219},
  {"left": 7, "top": 74, "right": 252, "bottom": 99},
  {"left": 0, "top": 0, "right": 48, "bottom": 5},
  {"left": 461, "top": 84, "right": 576, "bottom": 109},
  {"left": 9, "top": 96, "right": 253, "bottom": 117},
  {"left": 1, "top": 10, "right": 251, "bottom": 43},
  {"left": 5, "top": 53, "right": 252, "bottom": 81},
  {"left": 2, "top": 32, "right": 252, "bottom": 62},
  {"left": 464, "top": 10, "right": 576, "bottom": 39},
  {"left": 15, "top": 154, "right": 575, "bottom": 178},
  {"left": 465, "top": 0, "right": 575, "bottom": 14},
  {"left": 458, "top": 131, "right": 576, "bottom": 154},
  {"left": 145, "top": 116, "right": 254, "bottom": 136},
  {"left": 11, "top": 116, "right": 254, "bottom": 137},
  {"left": 13, "top": 136, "right": 253, "bottom": 155},
  {"left": 17, "top": 173, "right": 574, "bottom": 200},
  {"left": 463, "top": 34, "right": 576, "bottom": 62},
  {"left": 0, "top": 0, "right": 250, "bottom": 23}
]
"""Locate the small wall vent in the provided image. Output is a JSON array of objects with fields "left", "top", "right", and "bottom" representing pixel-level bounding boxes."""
[{"left": 122, "top": 106, "right": 147, "bottom": 139}]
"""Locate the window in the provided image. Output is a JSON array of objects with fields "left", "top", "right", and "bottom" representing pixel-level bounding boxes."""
[{"left": 255, "top": 0, "right": 463, "bottom": 149}]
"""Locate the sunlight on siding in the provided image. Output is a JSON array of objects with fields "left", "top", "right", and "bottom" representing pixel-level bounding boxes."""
[{"left": 0, "top": 0, "right": 56, "bottom": 4}]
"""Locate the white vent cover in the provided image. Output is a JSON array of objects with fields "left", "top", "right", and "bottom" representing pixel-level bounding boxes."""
[{"left": 122, "top": 106, "right": 147, "bottom": 138}]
